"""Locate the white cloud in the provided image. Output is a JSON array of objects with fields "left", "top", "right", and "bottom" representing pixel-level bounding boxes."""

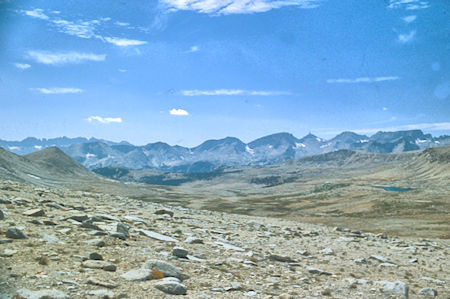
[
  {"left": 87, "top": 116, "right": 123, "bottom": 124},
  {"left": 103, "top": 37, "right": 147, "bottom": 46},
  {"left": 402, "top": 15, "right": 417, "bottom": 23},
  {"left": 170, "top": 108, "right": 189, "bottom": 116},
  {"left": 14, "top": 63, "right": 31, "bottom": 70},
  {"left": 181, "top": 89, "right": 292, "bottom": 96},
  {"left": 326, "top": 76, "right": 400, "bottom": 84},
  {"left": 115, "top": 21, "right": 130, "bottom": 26},
  {"left": 22, "top": 8, "right": 49, "bottom": 20},
  {"left": 382, "top": 107, "right": 388, "bottom": 111},
  {"left": 161, "top": 0, "right": 320, "bottom": 15},
  {"left": 20, "top": 10, "right": 146, "bottom": 48},
  {"left": 118, "top": 69, "right": 127, "bottom": 72},
  {"left": 52, "top": 19, "right": 98, "bottom": 39},
  {"left": 188, "top": 45, "right": 199, "bottom": 53},
  {"left": 27, "top": 51, "right": 106, "bottom": 65},
  {"left": 31, "top": 87, "right": 84, "bottom": 94},
  {"left": 388, "top": 0, "right": 429, "bottom": 10},
  {"left": 398, "top": 31, "right": 416, "bottom": 43}
]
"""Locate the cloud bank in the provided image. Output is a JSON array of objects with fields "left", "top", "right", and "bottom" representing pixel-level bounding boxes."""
[
  {"left": 27, "top": 51, "right": 105, "bottom": 65},
  {"left": 21, "top": 9, "right": 147, "bottom": 47},
  {"left": 161, "top": 0, "right": 320, "bottom": 15},
  {"left": 326, "top": 76, "right": 400, "bottom": 84},
  {"left": 388, "top": 0, "right": 429, "bottom": 10},
  {"left": 32, "top": 87, "right": 84, "bottom": 94},
  {"left": 181, "top": 89, "right": 292, "bottom": 96}
]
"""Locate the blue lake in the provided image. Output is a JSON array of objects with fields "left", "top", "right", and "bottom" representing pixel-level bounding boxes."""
[{"left": 376, "top": 186, "right": 413, "bottom": 192}]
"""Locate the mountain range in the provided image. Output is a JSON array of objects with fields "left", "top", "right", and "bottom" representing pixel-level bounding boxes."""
[{"left": 1, "top": 130, "right": 449, "bottom": 172}]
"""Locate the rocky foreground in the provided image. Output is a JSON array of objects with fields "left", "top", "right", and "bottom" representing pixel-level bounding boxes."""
[{"left": 0, "top": 179, "right": 448, "bottom": 298}]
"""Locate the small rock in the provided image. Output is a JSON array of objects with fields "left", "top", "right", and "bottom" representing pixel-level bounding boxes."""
[
  {"left": 43, "top": 220, "right": 57, "bottom": 226},
  {"left": 38, "top": 256, "right": 50, "bottom": 265},
  {"left": 0, "top": 198, "right": 12, "bottom": 204},
  {"left": 84, "top": 238, "right": 105, "bottom": 247},
  {"left": 296, "top": 250, "right": 309, "bottom": 256},
  {"left": 88, "top": 289, "right": 115, "bottom": 298},
  {"left": 81, "top": 219, "right": 103, "bottom": 230},
  {"left": 82, "top": 260, "right": 109, "bottom": 269},
  {"left": 104, "top": 264, "right": 117, "bottom": 272},
  {"left": 1, "top": 249, "right": 18, "bottom": 257},
  {"left": 113, "top": 222, "right": 129, "bottom": 240},
  {"left": 185, "top": 236, "right": 203, "bottom": 244},
  {"left": 121, "top": 269, "right": 153, "bottom": 281},
  {"left": 97, "top": 214, "right": 121, "bottom": 222},
  {"left": 376, "top": 280, "right": 409, "bottom": 299},
  {"left": 135, "top": 228, "right": 178, "bottom": 242},
  {"left": 155, "top": 280, "right": 187, "bottom": 295},
  {"left": 6, "top": 227, "right": 27, "bottom": 239},
  {"left": 23, "top": 208, "right": 45, "bottom": 217},
  {"left": 172, "top": 246, "right": 189, "bottom": 258},
  {"left": 89, "top": 252, "right": 104, "bottom": 260},
  {"left": 370, "top": 255, "right": 392, "bottom": 264},
  {"left": 418, "top": 288, "right": 437, "bottom": 296},
  {"left": 142, "top": 259, "right": 182, "bottom": 280},
  {"left": 306, "top": 266, "right": 332, "bottom": 275},
  {"left": 87, "top": 277, "right": 118, "bottom": 289},
  {"left": 215, "top": 241, "right": 245, "bottom": 251},
  {"left": 69, "top": 214, "right": 89, "bottom": 222},
  {"left": 40, "top": 234, "right": 60, "bottom": 243},
  {"left": 0, "top": 209, "right": 4, "bottom": 220},
  {"left": 269, "top": 254, "right": 296, "bottom": 262},
  {"left": 47, "top": 202, "right": 64, "bottom": 209},
  {"left": 224, "top": 282, "right": 243, "bottom": 292},
  {"left": 319, "top": 248, "right": 334, "bottom": 255},
  {"left": 155, "top": 209, "right": 174, "bottom": 217}
]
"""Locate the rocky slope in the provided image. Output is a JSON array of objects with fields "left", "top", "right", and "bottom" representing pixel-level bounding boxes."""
[{"left": 0, "top": 179, "right": 448, "bottom": 298}]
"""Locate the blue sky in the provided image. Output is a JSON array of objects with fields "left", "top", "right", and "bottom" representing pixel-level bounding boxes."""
[{"left": 0, "top": 0, "right": 449, "bottom": 146}]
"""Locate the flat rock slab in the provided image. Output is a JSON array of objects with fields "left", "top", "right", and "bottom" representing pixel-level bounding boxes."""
[
  {"left": 306, "top": 266, "right": 332, "bottom": 275},
  {"left": 82, "top": 260, "right": 115, "bottom": 271},
  {"left": 87, "top": 277, "right": 118, "bottom": 289},
  {"left": 142, "top": 260, "right": 182, "bottom": 280},
  {"left": 155, "top": 281, "right": 187, "bottom": 295},
  {"left": 23, "top": 208, "right": 45, "bottom": 217},
  {"left": 1, "top": 249, "right": 18, "bottom": 257},
  {"left": 121, "top": 269, "right": 153, "bottom": 281},
  {"left": 375, "top": 280, "right": 409, "bottom": 299},
  {"left": 215, "top": 241, "right": 245, "bottom": 251},
  {"left": 269, "top": 254, "right": 296, "bottom": 262},
  {"left": 16, "top": 288, "right": 69, "bottom": 299},
  {"left": 135, "top": 228, "right": 177, "bottom": 242}
]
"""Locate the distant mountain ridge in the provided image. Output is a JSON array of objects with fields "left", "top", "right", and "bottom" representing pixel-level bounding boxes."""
[{"left": 1, "top": 130, "right": 449, "bottom": 172}]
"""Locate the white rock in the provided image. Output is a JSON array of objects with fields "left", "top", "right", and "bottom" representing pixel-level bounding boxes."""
[
  {"left": 121, "top": 269, "right": 153, "bottom": 281},
  {"left": 135, "top": 228, "right": 177, "bottom": 242},
  {"left": 375, "top": 280, "right": 409, "bottom": 299}
]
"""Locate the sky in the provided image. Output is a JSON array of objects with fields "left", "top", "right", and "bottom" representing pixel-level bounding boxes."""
[{"left": 0, "top": 0, "right": 449, "bottom": 147}]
